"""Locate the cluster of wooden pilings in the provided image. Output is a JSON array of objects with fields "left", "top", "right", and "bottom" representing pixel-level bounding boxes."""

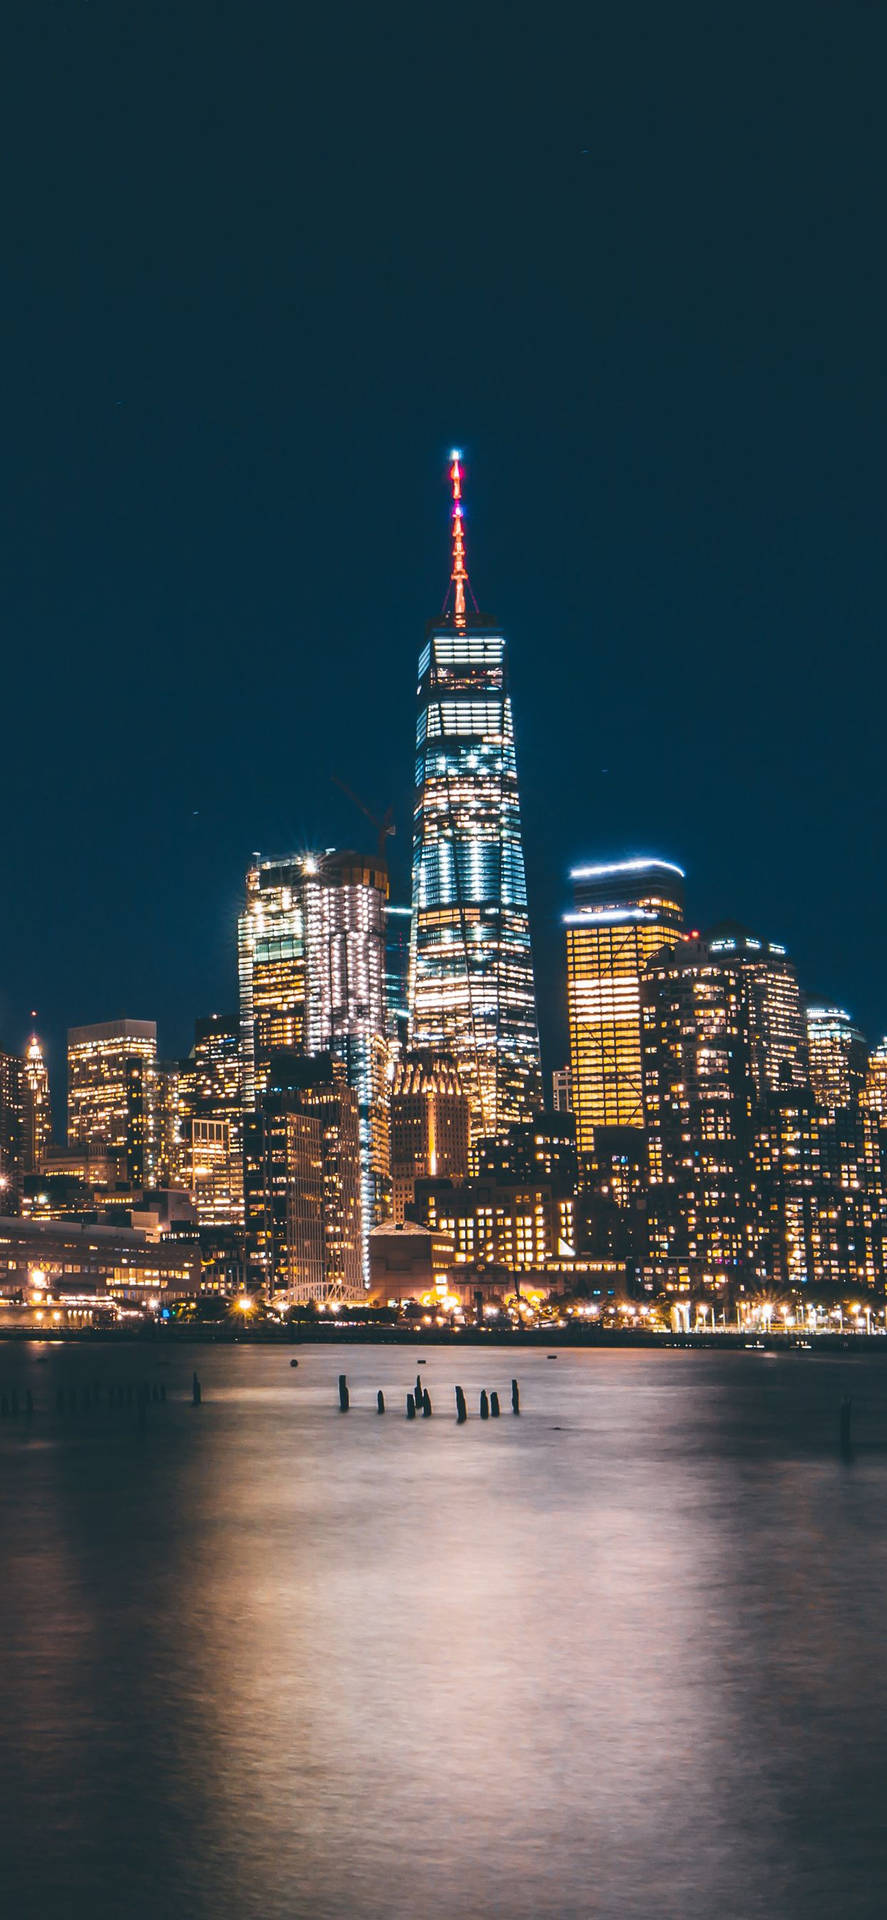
[{"left": 338, "top": 1373, "right": 521, "bottom": 1421}]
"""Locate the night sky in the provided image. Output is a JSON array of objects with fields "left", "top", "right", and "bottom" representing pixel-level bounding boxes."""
[{"left": 3, "top": 2, "right": 885, "bottom": 1102}]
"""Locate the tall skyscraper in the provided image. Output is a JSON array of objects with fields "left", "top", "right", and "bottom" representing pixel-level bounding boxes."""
[
  {"left": 302, "top": 850, "right": 390, "bottom": 1251},
  {"left": 565, "top": 857, "right": 685, "bottom": 1153},
  {"left": 641, "top": 937, "right": 759, "bottom": 1291},
  {"left": 67, "top": 1020, "right": 157, "bottom": 1186},
  {"left": 239, "top": 850, "right": 390, "bottom": 1273},
  {"left": 806, "top": 1005, "right": 867, "bottom": 1109},
  {"left": 178, "top": 1015, "right": 244, "bottom": 1227},
  {"left": 22, "top": 1029, "right": 52, "bottom": 1172},
  {"left": 409, "top": 453, "right": 542, "bottom": 1143},
  {"left": 238, "top": 856, "right": 308, "bottom": 1110}
]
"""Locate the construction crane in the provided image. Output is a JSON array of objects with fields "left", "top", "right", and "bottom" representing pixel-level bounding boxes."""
[{"left": 331, "top": 776, "right": 396, "bottom": 863}]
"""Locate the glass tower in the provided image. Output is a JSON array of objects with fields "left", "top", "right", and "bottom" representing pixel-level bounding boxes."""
[
  {"left": 565, "top": 857, "right": 685, "bottom": 1151},
  {"left": 409, "top": 453, "right": 542, "bottom": 1142}
]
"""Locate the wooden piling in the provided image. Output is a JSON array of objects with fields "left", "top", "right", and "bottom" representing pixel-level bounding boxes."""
[
  {"left": 422, "top": 1389, "right": 432, "bottom": 1417},
  {"left": 480, "top": 1390, "right": 489, "bottom": 1420},
  {"left": 490, "top": 1391, "right": 500, "bottom": 1417},
  {"left": 338, "top": 1373, "right": 350, "bottom": 1412},
  {"left": 192, "top": 1371, "right": 202, "bottom": 1407},
  {"left": 455, "top": 1385, "right": 467, "bottom": 1424},
  {"left": 377, "top": 1389, "right": 385, "bottom": 1414},
  {"left": 511, "top": 1378, "right": 520, "bottom": 1415},
  {"left": 406, "top": 1392, "right": 416, "bottom": 1419}
]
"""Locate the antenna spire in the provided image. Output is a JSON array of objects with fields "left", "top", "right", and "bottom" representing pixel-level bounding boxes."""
[{"left": 449, "top": 450, "right": 468, "bottom": 630}]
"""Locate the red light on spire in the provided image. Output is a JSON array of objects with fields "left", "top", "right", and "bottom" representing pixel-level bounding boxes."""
[{"left": 449, "top": 450, "right": 468, "bottom": 630}]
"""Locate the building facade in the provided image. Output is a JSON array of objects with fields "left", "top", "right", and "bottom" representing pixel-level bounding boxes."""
[
  {"left": 806, "top": 1005, "right": 867, "bottom": 1109},
  {"left": 389, "top": 1048, "right": 470, "bottom": 1222},
  {"left": 67, "top": 1020, "right": 158, "bottom": 1186},
  {"left": 565, "top": 858, "right": 685, "bottom": 1152},
  {"left": 409, "top": 453, "right": 542, "bottom": 1143},
  {"left": 243, "top": 1053, "right": 363, "bottom": 1304}
]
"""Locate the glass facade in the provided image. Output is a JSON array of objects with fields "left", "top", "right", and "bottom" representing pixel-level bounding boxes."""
[
  {"left": 410, "top": 624, "right": 542, "bottom": 1141},
  {"left": 565, "top": 859, "right": 685, "bottom": 1152}
]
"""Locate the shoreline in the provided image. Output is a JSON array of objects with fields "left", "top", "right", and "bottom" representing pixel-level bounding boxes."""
[{"left": 0, "top": 1325, "right": 884, "bottom": 1353}]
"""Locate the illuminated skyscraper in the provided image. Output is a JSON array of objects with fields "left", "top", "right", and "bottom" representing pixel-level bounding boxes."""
[
  {"left": 640, "top": 937, "right": 759, "bottom": 1291},
  {"left": 67, "top": 1019, "right": 157, "bottom": 1185},
  {"left": 707, "top": 926, "right": 808, "bottom": 1098},
  {"left": 238, "top": 856, "right": 308, "bottom": 1110},
  {"left": 409, "top": 453, "right": 542, "bottom": 1141},
  {"left": 0, "top": 1050, "right": 24, "bottom": 1211},
  {"left": 806, "top": 1005, "right": 867, "bottom": 1109},
  {"left": 178, "top": 1015, "right": 244, "bottom": 1227},
  {"left": 22, "top": 1029, "right": 52, "bottom": 1172},
  {"left": 239, "top": 850, "right": 390, "bottom": 1275},
  {"left": 565, "top": 857, "right": 685, "bottom": 1153}
]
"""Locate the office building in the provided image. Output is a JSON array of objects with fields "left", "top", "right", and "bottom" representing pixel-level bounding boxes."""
[
  {"left": 243, "top": 1053, "right": 363, "bottom": 1304},
  {"left": 238, "top": 856, "right": 309, "bottom": 1110},
  {"left": 302, "top": 850, "right": 391, "bottom": 1253},
  {"left": 409, "top": 452, "right": 542, "bottom": 1142},
  {"left": 0, "top": 1051, "right": 24, "bottom": 1211},
  {"left": 239, "top": 852, "right": 390, "bottom": 1268},
  {"left": 178, "top": 1015, "right": 244, "bottom": 1228},
  {"left": 640, "top": 938, "right": 759, "bottom": 1291},
  {"left": 389, "top": 1047, "right": 470, "bottom": 1222},
  {"left": 806, "top": 1006, "right": 867, "bottom": 1109},
  {"left": 67, "top": 1020, "right": 157, "bottom": 1186},
  {"left": 708, "top": 927, "right": 808, "bottom": 1098},
  {"left": 863, "top": 1039, "right": 887, "bottom": 1116},
  {"left": 565, "top": 857, "right": 685, "bottom": 1152}
]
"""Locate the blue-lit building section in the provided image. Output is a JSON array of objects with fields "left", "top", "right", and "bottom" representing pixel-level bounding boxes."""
[{"left": 409, "top": 622, "right": 542, "bottom": 1140}]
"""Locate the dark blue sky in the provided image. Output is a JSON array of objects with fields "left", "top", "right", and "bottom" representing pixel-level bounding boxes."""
[{"left": 3, "top": 1, "right": 885, "bottom": 1094}]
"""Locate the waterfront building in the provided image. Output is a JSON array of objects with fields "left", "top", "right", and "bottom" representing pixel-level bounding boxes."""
[
  {"left": 411, "top": 1174, "right": 554, "bottom": 1273},
  {"left": 389, "top": 1047, "right": 470, "bottom": 1222},
  {"left": 640, "top": 937, "right": 759, "bottom": 1292},
  {"left": 565, "top": 857, "right": 685, "bottom": 1152},
  {"left": 806, "top": 1005, "right": 867, "bottom": 1109},
  {"left": 67, "top": 1020, "right": 157, "bottom": 1186},
  {"left": 0, "top": 1050, "right": 25, "bottom": 1211},
  {"left": 0, "top": 1214, "right": 200, "bottom": 1308},
  {"left": 243, "top": 1053, "right": 363, "bottom": 1304},
  {"left": 22, "top": 1030, "right": 52, "bottom": 1172},
  {"left": 409, "top": 452, "right": 542, "bottom": 1143}
]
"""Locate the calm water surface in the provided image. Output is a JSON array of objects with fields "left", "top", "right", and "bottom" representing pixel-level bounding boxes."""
[{"left": 2, "top": 1341, "right": 886, "bottom": 1919}]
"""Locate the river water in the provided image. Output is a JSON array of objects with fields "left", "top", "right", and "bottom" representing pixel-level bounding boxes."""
[{"left": 2, "top": 1340, "right": 886, "bottom": 1919}]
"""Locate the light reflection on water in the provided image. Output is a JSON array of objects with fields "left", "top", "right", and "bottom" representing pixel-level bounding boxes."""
[{"left": 2, "top": 1342, "right": 887, "bottom": 1919}]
